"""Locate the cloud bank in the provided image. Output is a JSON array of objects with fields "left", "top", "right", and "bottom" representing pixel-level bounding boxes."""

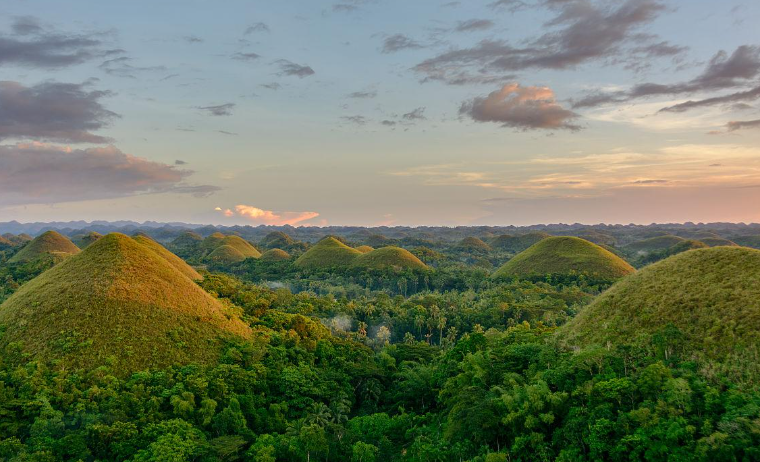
[{"left": 215, "top": 205, "right": 320, "bottom": 225}]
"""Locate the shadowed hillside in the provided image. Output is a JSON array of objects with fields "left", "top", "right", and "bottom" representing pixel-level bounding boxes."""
[
  {"left": 8, "top": 231, "right": 80, "bottom": 264},
  {"left": 295, "top": 236, "right": 362, "bottom": 269}
]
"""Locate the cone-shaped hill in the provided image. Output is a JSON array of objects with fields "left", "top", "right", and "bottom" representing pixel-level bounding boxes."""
[
  {"left": 557, "top": 247, "right": 760, "bottom": 380},
  {"left": 201, "top": 232, "right": 227, "bottom": 251},
  {"left": 8, "top": 231, "right": 80, "bottom": 264},
  {"left": 220, "top": 235, "right": 261, "bottom": 258},
  {"left": 206, "top": 245, "right": 247, "bottom": 264},
  {"left": 132, "top": 235, "right": 202, "bottom": 280},
  {"left": 356, "top": 245, "right": 374, "bottom": 254},
  {"left": 490, "top": 232, "right": 551, "bottom": 253},
  {"left": 3, "top": 233, "right": 32, "bottom": 246},
  {"left": 295, "top": 237, "right": 362, "bottom": 269},
  {"left": 201, "top": 234, "right": 260, "bottom": 263},
  {"left": 457, "top": 237, "right": 492, "bottom": 252},
  {"left": 261, "top": 231, "right": 296, "bottom": 249},
  {"left": 260, "top": 248, "right": 291, "bottom": 262},
  {"left": 700, "top": 237, "right": 738, "bottom": 247},
  {"left": 172, "top": 231, "right": 203, "bottom": 248},
  {"left": 0, "top": 235, "right": 12, "bottom": 249},
  {"left": 72, "top": 231, "right": 103, "bottom": 249},
  {"left": 352, "top": 246, "right": 428, "bottom": 271},
  {"left": 0, "top": 233, "right": 250, "bottom": 372},
  {"left": 625, "top": 235, "right": 686, "bottom": 253},
  {"left": 493, "top": 237, "right": 635, "bottom": 280}
]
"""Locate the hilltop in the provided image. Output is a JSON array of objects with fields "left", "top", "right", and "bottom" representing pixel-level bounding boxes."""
[
  {"left": 557, "top": 247, "right": 760, "bottom": 381},
  {"left": 493, "top": 236, "right": 635, "bottom": 280},
  {"left": 8, "top": 231, "right": 80, "bottom": 264},
  {"left": 0, "top": 233, "right": 250, "bottom": 372},
  {"left": 356, "top": 245, "right": 374, "bottom": 254},
  {"left": 219, "top": 235, "right": 261, "bottom": 258},
  {"left": 352, "top": 246, "right": 428, "bottom": 271},
  {"left": 206, "top": 244, "right": 248, "bottom": 263},
  {"left": 700, "top": 237, "right": 738, "bottom": 247},
  {"left": 132, "top": 234, "right": 202, "bottom": 280},
  {"left": 260, "top": 231, "right": 296, "bottom": 249},
  {"left": 457, "top": 237, "right": 492, "bottom": 252},
  {"left": 490, "top": 232, "right": 551, "bottom": 253},
  {"left": 260, "top": 248, "right": 291, "bottom": 261},
  {"left": 625, "top": 235, "right": 686, "bottom": 253},
  {"left": 295, "top": 237, "right": 362, "bottom": 269}
]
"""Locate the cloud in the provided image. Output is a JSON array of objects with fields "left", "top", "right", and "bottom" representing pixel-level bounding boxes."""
[
  {"left": 575, "top": 45, "right": 760, "bottom": 109},
  {"left": 658, "top": 85, "right": 760, "bottom": 113},
  {"left": 459, "top": 83, "right": 579, "bottom": 130},
  {"left": 175, "top": 159, "right": 187, "bottom": 165},
  {"left": 276, "top": 60, "right": 315, "bottom": 77},
  {"left": 341, "top": 115, "right": 368, "bottom": 125},
  {"left": 415, "top": 0, "right": 669, "bottom": 85},
  {"left": 403, "top": 107, "right": 427, "bottom": 120},
  {"left": 726, "top": 119, "right": 760, "bottom": 132},
  {"left": 260, "top": 82, "right": 281, "bottom": 90},
  {"left": 183, "top": 35, "right": 203, "bottom": 43},
  {"left": 0, "top": 17, "right": 116, "bottom": 68},
  {"left": 217, "top": 204, "right": 320, "bottom": 225},
  {"left": 0, "top": 81, "right": 117, "bottom": 143},
  {"left": 232, "top": 52, "right": 261, "bottom": 61},
  {"left": 99, "top": 56, "right": 167, "bottom": 78},
  {"left": 196, "top": 103, "right": 235, "bottom": 116},
  {"left": 244, "top": 22, "right": 270, "bottom": 34},
  {"left": 382, "top": 34, "right": 423, "bottom": 53},
  {"left": 455, "top": 19, "right": 495, "bottom": 32},
  {"left": 381, "top": 120, "right": 397, "bottom": 126},
  {"left": 348, "top": 90, "right": 377, "bottom": 99},
  {"left": 0, "top": 142, "right": 219, "bottom": 205}
]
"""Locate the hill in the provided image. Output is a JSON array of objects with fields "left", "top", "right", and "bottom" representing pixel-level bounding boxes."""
[
  {"left": 260, "top": 248, "right": 291, "bottom": 261},
  {"left": 132, "top": 235, "right": 202, "bottom": 280},
  {"left": 700, "top": 237, "right": 738, "bottom": 247},
  {"left": 356, "top": 245, "right": 374, "bottom": 254},
  {"left": 295, "top": 237, "right": 362, "bottom": 269},
  {"left": 0, "top": 233, "right": 250, "bottom": 372},
  {"left": 625, "top": 235, "right": 685, "bottom": 253},
  {"left": 260, "top": 231, "right": 296, "bottom": 249},
  {"left": 201, "top": 232, "right": 227, "bottom": 251},
  {"left": 72, "top": 231, "right": 103, "bottom": 249},
  {"left": 457, "top": 237, "right": 492, "bottom": 252},
  {"left": 492, "top": 236, "right": 635, "bottom": 280},
  {"left": 206, "top": 245, "right": 247, "bottom": 264},
  {"left": 490, "top": 232, "right": 551, "bottom": 253},
  {"left": 220, "top": 235, "right": 261, "bottom": 259},
  {"left": 733, "top": 235, "right": 760, "bottom": 249},
  {"left": 0, "top": 235, "right": 12, "bottom": 249},
  {"left": 172, "top": 231, "right": 203, "bottom": 248},
  {"left": 557, "top": 247, "right": 760, "bottom": 381},
  {"left": 352, "top": 246, "right": 428, "bottom": 271},
  {"left": 8, "top": 231, "right": 80, "bottom": 264}
]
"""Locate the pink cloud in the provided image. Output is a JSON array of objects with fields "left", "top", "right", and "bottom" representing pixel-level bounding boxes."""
[{"left": 215, "top": 204, "right": 320, "bottom": 225}]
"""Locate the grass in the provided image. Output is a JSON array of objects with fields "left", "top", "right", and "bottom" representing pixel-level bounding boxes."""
[
  {"left": 0, "top": 233, "right": 250, "bottom": 373},
  {"left": 557, "top": 246, "right": 760, "bottom": 382},
  {"left": 261, "top": 231, "right": 295, "bottom": 249},
  {"left": 132, "top": 235, "right": 202, "bottom": 280},
  {"left": 625, "top": 235, "right": 686, "bottom": 253},
  {"left": 0, "top": 235, "right": 12, "bottom": 249},
  {"left": 206, "top": 244, "right": 247, "bottom": 263},
  {"left": 172, "top": 231, "right": 203, "bottom": 247},
  {"left": 8, "top": 231, "right": 80, "bottom": 264},
  {"left": 352, "top": 246, "right": 428, "bottom": 271},
  {"left": 490, "top": 232, "right": 551, "bottom": 252},
  {"left": 295, "top": 237, "right": 362, "bottom": 269},
  {"left": 201, "top": 232, "right": 227, "bottom": 251},
  {"left": 700, "top": 237, "right": 738, "bottom": 247},
  {"left": 492, "top": 236, "right": 635, "bottom": 280},
  {"left": 733, "top": 235, "right": 760, "bottom": 249},
  {"left": 220, "top": 235, "right": 261, "bottom": 258},
  {"left": 72, "top": 231, "right": 103, "bottom": 249},
  {"left": 260, "top": 248, "right": 291, "bottom": 261},
  {"left": 355, "top": 245, "right": 374, "bottom": 253}
]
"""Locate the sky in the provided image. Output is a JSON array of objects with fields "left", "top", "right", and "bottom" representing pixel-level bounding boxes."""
[{"left": 0, "top": 0, "right": 759, "bottom": 226}]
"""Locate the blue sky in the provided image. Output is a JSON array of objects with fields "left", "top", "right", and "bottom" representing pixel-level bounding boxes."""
[{"left": 1, "top": 0, "right": 759, "bottom": 226}]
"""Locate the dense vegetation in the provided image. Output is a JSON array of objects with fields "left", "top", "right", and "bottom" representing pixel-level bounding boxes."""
[{"left": 0, "top": 224, "right": 759, "bottom": 460}]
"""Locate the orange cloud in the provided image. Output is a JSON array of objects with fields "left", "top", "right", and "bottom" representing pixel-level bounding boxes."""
[{"left": 215, "top": 205, "right": 320, "bottom": 225}]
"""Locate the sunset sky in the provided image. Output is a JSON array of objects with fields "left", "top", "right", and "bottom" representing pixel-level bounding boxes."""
[{"left": 1, "top": 0, "right": 759, "bottom": 226}]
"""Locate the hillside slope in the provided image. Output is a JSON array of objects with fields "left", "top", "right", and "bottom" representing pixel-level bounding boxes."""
[{"left": 8, "top": 231, "right": 80, "bottom": 264}]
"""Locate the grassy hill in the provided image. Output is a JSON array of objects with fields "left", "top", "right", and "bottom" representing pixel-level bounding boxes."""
[
  {"left": 0, "top": 235, "right": 12, "bottom": 249},
  {"left": 201, "top": 232, "right": 227, "bottom": 251},
  {"left": 557, "top": 247, "right": 760, "bottom": 382},
  {"left": 457, "top": 237, "right": 492, "bottom": 252},
  {"left": 205, "top": 245, "right": 247, "bottom": 263},
  {"left": 700, "top": 237, "right": 739, "bottom": 247},
  {"left": 356, "top": 245, "right": 374, "bottom": 254},
  {"left": 733, "top": 235, "right": 760, "bottom": 249},
  {"left": 261, "top": 231, "right": 296, "bottom": 249},
  {"left": 220, "top": 235, "right": 261, "bottom": 258},
  {"left": 490, "top": 232, "right": 551, "bottom": 253},
  {"left": 2, "top": 233, "right": 32, "bottom": 246},
  {"left": 132, "top": 235, "right": 202, "bottom": 280},
  {"left": 0, "top": 233, "right": 250, "bottom": 372},
  {"left": 352, "top": 246, "right": 428, "bottom": 271},
  {"left": 72, "top": 231, "right": 103, "bottom": 249},
  {"left": 8, "top": 231, "right": 80, "bottom": 264},
  {"left": 260, "top": 248, "right": 291, "bottom": 261},
  {"left": 493, "top": 236, "right": 635, "bottom": 280},
  {"left": 172, "top": 231, "right": 203, "bottom": 248},
  {"left": 295, "top": 237, "right": 362, "bottom": 269},
  {"left": 625, "top": 235, "right": 685, "bottom": 253}
]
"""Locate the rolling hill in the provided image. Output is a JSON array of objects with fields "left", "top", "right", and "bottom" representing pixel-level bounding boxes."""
[
  {"left": 260, "top": 231, "right": 296, "bottom": 249},
  {"left": 700, "top": 237, "right": 739, "bottom": 247},
  {"left": 557, "top": 247, "right": 760, "bottom": 381},
  {"left": 492, "top": 236, "right": 635, "bottom": 280},
  {"left": 260, "top": 248, "right": 291, "bottom": 261},
  {"left": 206, "top": 244, "right": 247, "bottom": 263},
  {"left": 625, "top": 235, "right": 686, "bottom": 253},
  {"left": 8, "top": 231, "right": 80, "bottom": 264},
  {"left": 457, "top": 237, "right": 492, "bottom": 252},
  {"left": 219, "top": 235, "right": 261, "bottom": 258},
  {"left": 0, "top": 233, "right": 250, "bottom": 372},
  {"left": 356, "top": 245, "right": 374, "bottom": 254},
  {"left": 352, "top": 246, "right": 428, "bottom": 271},
  {"left": 72, "top": 231, "right": 103, "bottom": 249},
  {"left": 490, "top": 232, "right": 551, "bottom": 253},
  {"left": 295, "top": 237, "right": 362, "bottom": 269}
]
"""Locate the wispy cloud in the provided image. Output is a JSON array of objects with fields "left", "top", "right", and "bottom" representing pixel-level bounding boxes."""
[
  {"left": 276, "top": 60, "right": 315, "bottom": 77},
  {"left": 196, "top": 103, "right": 235, "bottom": 116},
  {"left": 215, "top": 204, "right": 320, "bottom": 225}
]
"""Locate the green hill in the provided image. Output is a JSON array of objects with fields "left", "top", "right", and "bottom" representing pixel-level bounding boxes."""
[
  {"left": 366, "top": 234, "right": 392, "bottom": 247},
  {"left": 261, "top": 231, "right": 296, "bottom": 249},
  {"left": 201, "top": 232, "right": 227, "bottom": 251},
  {"left": 0, "top": 233, "right": 250, "bottom": 372},
  {"left": 72, "top": 231, "right": 103, "bottom": 249},
  {"left": 132, "top": 235, "right": 202, "bottom": 280},
  {"left": 352, "top": 246, "right": 428, "bottom": 271},
  {"left": 700, "top": 237, "right": 738, "bottom": 247},
  {"left": 205, "top": 245, "right": 247, "bottom": 264},
  {"left": 493, "top": 236, "right": 635, "bottom": 280},
  {"left": 625, "top": 235, "right": 685, "bottom": 253},
  {"left": 457, "top": 237, "right": 492, "bottom": 252},
  {"left": 8, "top": 231, "right": 80, "bottom": 264},
  {"left": 220, "top": 235, "right": 261, "bottom": 258},
  {"left": 260, "top": 248, "right": 291, "bottom": 261},
  {"left": 578, "top": 230, "right": 617, "bottom": 246},
  {"left": 733, "top": 235, "right": 760, "bottom": 249},
  {"left": 172, "top": 231, "right": 203, "bottom": 248},
  {"left": 490, "top": 232, "right": 551, "bottom": 252},
  {"left": 295, "top": 237, "right": 362, "bottom": 269},
  {"left": 356, "top": 245, "right": 374, "bottom": 254},
  {"left": 557, "top": 247, "right": 760, "bottom": 382},
  {"left": 0, "top": 235, "right": 12, "bottom": 249}
]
